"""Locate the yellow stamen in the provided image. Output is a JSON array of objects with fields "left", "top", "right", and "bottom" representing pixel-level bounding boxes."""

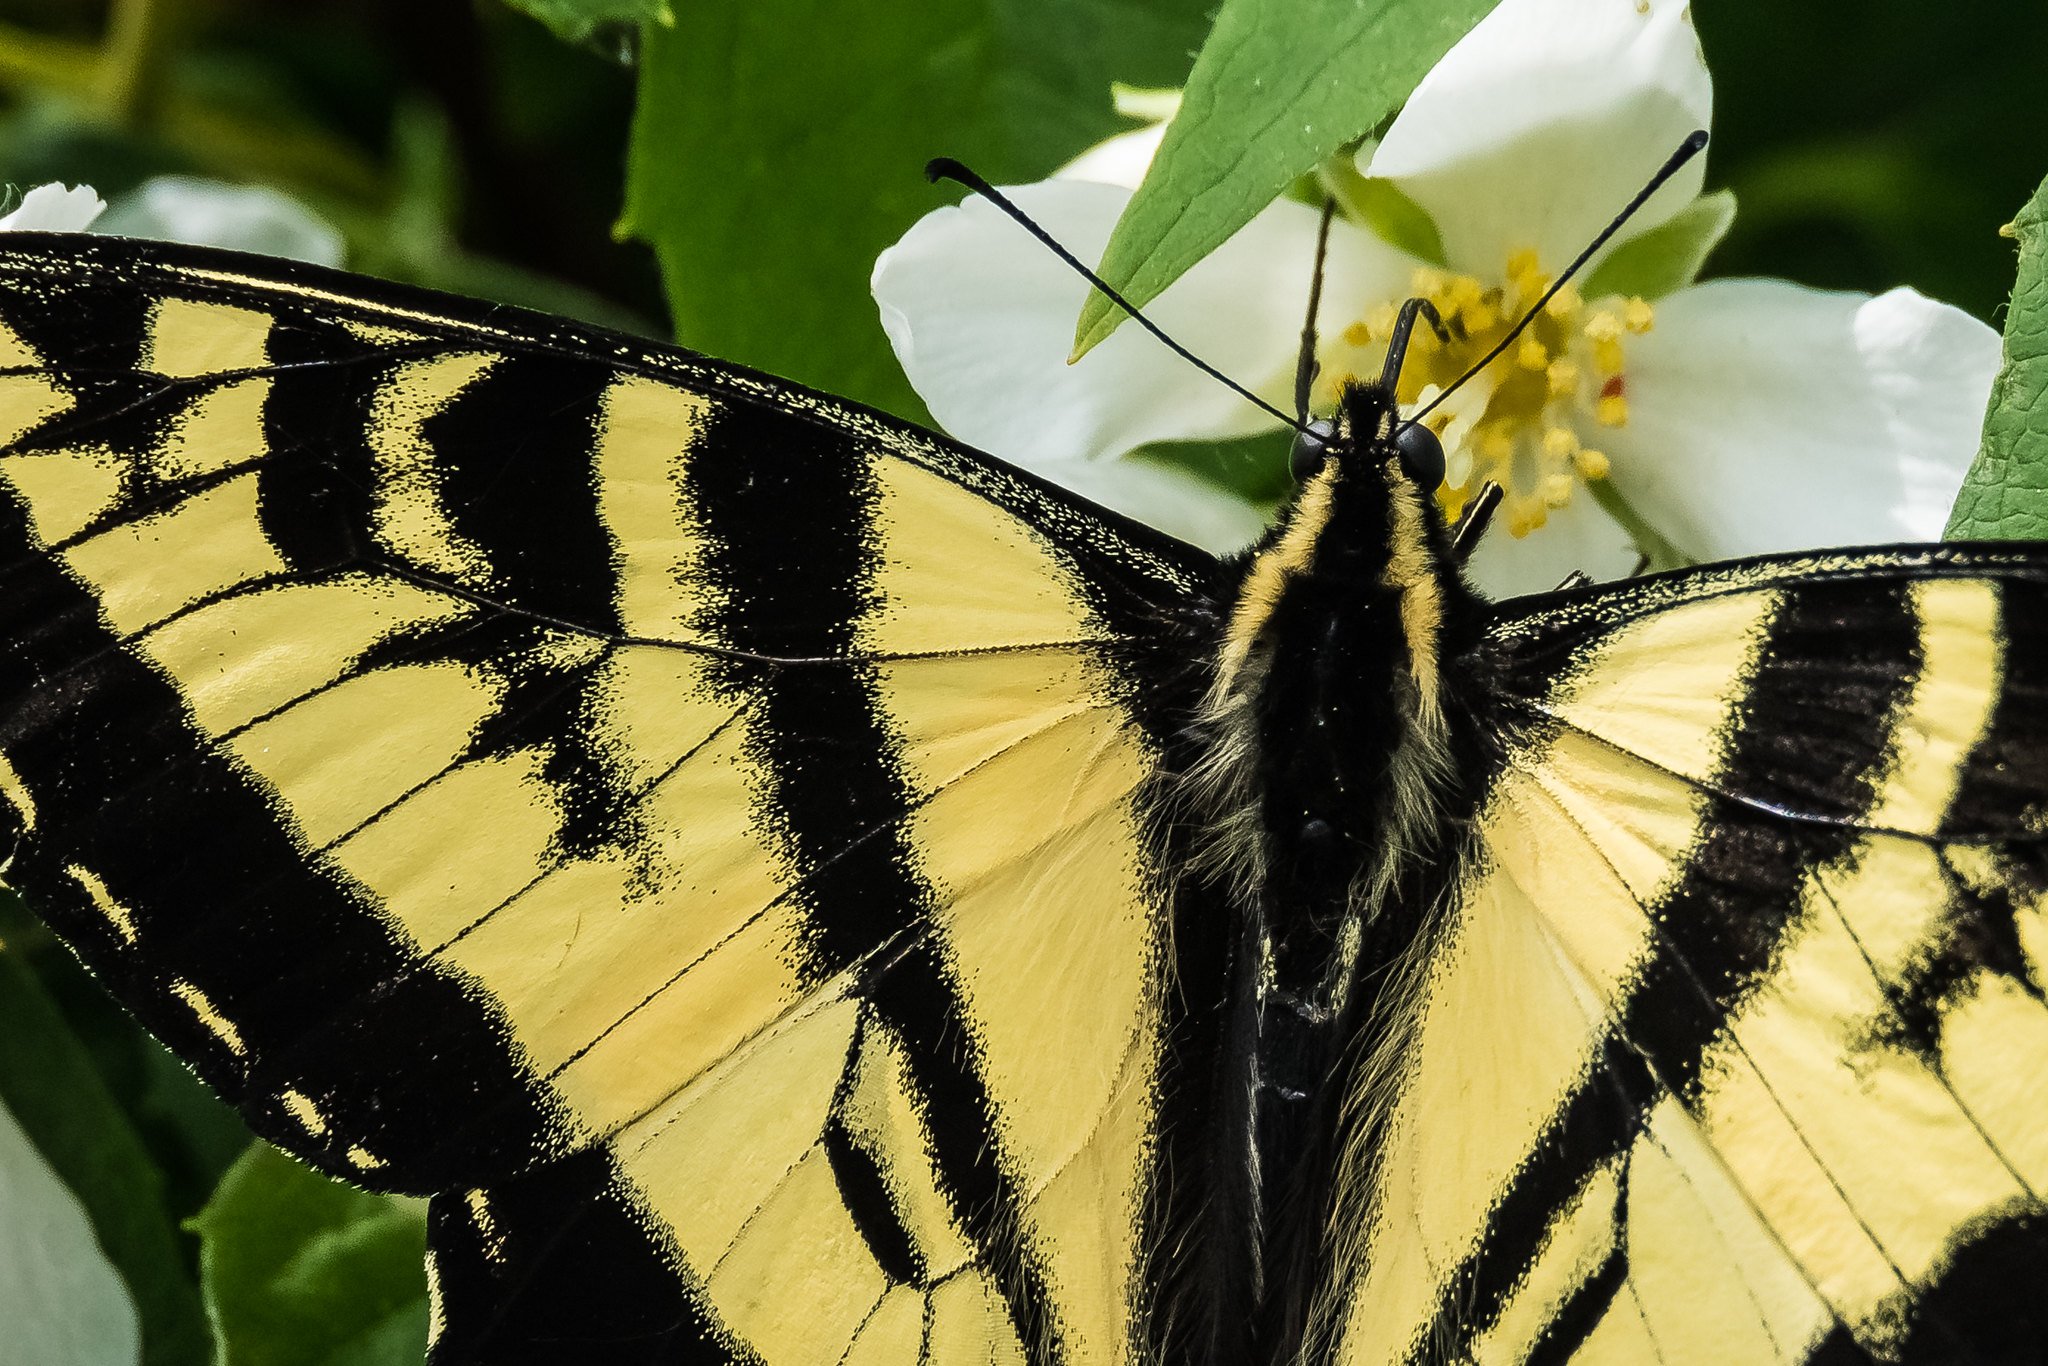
[{"left": 1329, "top": 247, "right": 1650, "bottom": 543}]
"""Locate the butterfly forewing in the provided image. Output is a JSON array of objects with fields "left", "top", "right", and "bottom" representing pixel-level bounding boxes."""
[{"left": 0, "top": 234, "right": 1224, "bottom": 1365}]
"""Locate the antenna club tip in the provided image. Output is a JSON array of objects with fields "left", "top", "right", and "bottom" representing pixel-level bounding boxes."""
[
  {"left": 1684, "top": 129, "right": 1709, "bottom": 152},
  {"left": 924, "top": 157, "right": 960, "bottom": 185}
]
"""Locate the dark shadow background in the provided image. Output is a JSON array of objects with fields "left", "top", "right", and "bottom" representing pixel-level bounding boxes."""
[{"left": 1700, "top": 0, "right": 2048, "bottom": 326}]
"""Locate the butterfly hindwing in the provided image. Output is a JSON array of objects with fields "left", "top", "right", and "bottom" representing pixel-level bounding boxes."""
[
  {"left": 0, "top": 233, "right": 1227, "bottom": 1363},
  {"left": 1330, "top": 552, "right": 2048, "bottom": 1366}
]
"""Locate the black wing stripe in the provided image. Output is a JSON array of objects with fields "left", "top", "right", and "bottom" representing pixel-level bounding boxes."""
[
  {"left": 685, "top": 397, "right": 1060, "bottom": 1365},
  {"left": 429, "top": 1148, "right": 746, "bottom": 1366},
  {"left": 254, "top": 319, "right": 383, "bottom": 574},
  {"left": 425, "top": 351, "right": 626, "bottom": 632},
  {"left": 1942, "top": 578, "right": 2048, "bottom": 840},
  {"left": 1629, "top": 579, "right": 1919, "bottom": 1097},
  {"left": 1523, "top": 1213, "right": 1631, "bottom": 1366},
  {"left": 1428, "top": 1034, "right": 1658, "bottom": 1357}
]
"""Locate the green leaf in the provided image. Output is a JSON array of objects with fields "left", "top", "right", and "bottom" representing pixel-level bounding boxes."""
[
  {"left": 619, "top": 0, "right": 1216, "bottom": 420},
  {"left": 1073, "top": 0, "right": 1499, "bottom": 358},
  {"left": 1319, "top": 155, "right": 1444, "bottom": 267},
  {"left": 0, "top": 943, "right": 212, "bottom": 1366},
  {"left": 493, "top": 0, "right": 670, "bottom": 48},
  {"left": 1585, "top": 478, "right": 1691, "bottom": 575},
  {"left": 1581, "top": 189, "right": 1737, "bottom": 302},
  {"left": 1135, "top": 427, "right": 1295, "bottom": 508},
  {"left": 191, "top": 1143, "right": 428, "bottom": 1366},
  {"left": 1947, "top": 172, "right": 2048, "bottom": 540}
]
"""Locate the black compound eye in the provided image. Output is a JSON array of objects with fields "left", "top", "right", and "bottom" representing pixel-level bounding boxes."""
[
  {"left": 1393, "top": 421, "right": 1445, "bottom": 489},
  {"left": 1290, "top": 419, "right": 1336, "bottom": 482}
]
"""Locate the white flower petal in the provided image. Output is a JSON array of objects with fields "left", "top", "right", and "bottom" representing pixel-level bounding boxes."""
[
  {"left": 95, "top": 177, "right": 344, "bottom": 266},
  {"left": 873, "top": 179, "right": 1411, "bottom": 468},
  {"left": 1029, "top": 457, "right": 1270, "bottom": 553},
  {"left": 1461, "top": 485, "right": 1640, "bottom": 599},
  {"left": 1603, "top": 279, "right": 1999, "bottom": 560},
  {"left": 1371, "top": 0, "right": 1710, "bottom": 275},
  {"left": 0, "top": 183, "right": 105, "bottom": 233},
  {"left": 0, "top": 1095, "right": 139, "bottom": 1366},
  {"left": 1056, "top": 123, "right": 1168, "bottom": 190}
]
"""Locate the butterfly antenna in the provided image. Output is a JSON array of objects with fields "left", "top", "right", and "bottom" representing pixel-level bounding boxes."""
[
  {"left": 1294, "top": 198, "right": 1338, "bottom": 424},
  {"left": 1449, "top": 481, "right": 1503, "bottom": 561},
  {"left": 1406, "top": 129, "right": 1708, "bottom": 429},
  {"left": 925, "top": 158, "right": 1308, "bottom": 434},
  {"left": 1378, "top": 297, "right": 1450, "bottom": 394}
]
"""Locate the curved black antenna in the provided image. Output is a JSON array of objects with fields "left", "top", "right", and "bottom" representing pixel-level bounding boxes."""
[
  {"left": 925, "top": 158, "right": 1308, "bottom": 434},
  {"left": 1294, "top": 198, "right": 1338, "bottom": 425},
  {"left": 1449, "top": 481, "right": 1503, "bottom": 560},
  {"left": 1378, "top": 297, "right": 1450, "bottom": 395},
  {"left": 1405, "top": 129, "right": 1709, "bottom": 429}
]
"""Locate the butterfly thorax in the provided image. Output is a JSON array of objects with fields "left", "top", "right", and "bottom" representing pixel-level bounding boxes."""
[{"left": 1174, "top": 380, "right": 1480, "bottom": 1363}]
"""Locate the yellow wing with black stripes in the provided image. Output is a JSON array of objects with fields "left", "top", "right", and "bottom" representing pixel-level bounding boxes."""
[
  {"left": 0, "top": 233, "right": 1224, "bottom": 1364},
  {"left": 1326, "top": 550, "right": 2048, "bottom": 1366},
  {"left": 7, "top": 230, "right": 2048, "bottom": 1366}
]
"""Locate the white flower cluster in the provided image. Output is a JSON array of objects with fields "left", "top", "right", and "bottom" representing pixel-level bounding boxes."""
[{"left": 873, "top": 0, "right": 2000, "bottom": 596}]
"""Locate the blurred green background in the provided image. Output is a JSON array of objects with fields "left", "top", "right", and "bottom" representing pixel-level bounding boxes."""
[{"left": 0, "top": 1, "right": 2042, "bottom": 1362}]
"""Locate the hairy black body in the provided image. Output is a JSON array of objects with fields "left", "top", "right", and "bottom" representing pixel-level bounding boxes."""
[{"left": 1147, "top": 370, "right": 1496, "bottom": 1366}]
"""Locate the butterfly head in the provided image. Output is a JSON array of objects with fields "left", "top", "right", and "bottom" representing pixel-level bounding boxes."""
[
  {"left": 1288, "top": 383, "right": 1445, "bottom": 492},
  {"left": 1272, "top": 297, "right": 1454, "bottom": 589},
  {"left": 1214, "top": 300, "right": 1462, "bottom": 717},
  {"left": 1287, "top": 295, "right": 1448, "bottom": 494}
]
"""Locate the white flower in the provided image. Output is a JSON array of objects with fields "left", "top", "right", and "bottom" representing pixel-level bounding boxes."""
[
  {"left": 95, "top": 177, "right": 344, "bottom": 267},
  {"left": 872, "top": 0, "right": 2000, "bottom": 597},
  {"left": 0, "top": 184, "right": 105, "bottom": 233}
]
